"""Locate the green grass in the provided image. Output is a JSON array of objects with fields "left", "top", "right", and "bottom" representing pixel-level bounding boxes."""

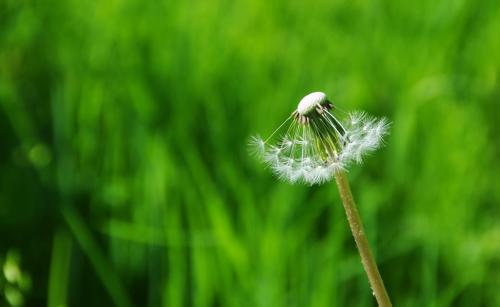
[{"left": 0, "top": 0, "right": 499, "bottom": 306}]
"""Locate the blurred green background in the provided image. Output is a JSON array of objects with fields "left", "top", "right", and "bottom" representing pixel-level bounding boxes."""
[{"left": 1, "top": 0, "right": 499, "bottom": 306}]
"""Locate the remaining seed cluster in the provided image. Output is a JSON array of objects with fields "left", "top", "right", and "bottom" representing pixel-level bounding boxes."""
[
  {"left": 291, "top": 100, "right": 347, "bottom": 160},
  {"left": 251, "top": 92, "right": 388, "bottom": 185}
]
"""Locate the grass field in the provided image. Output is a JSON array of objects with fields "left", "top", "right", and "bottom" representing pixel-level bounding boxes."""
[{"left": 1, "top": 0, "right": 499, "bottom": 306}]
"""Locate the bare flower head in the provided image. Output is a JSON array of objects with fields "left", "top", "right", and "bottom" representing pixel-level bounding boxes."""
[{"left": 250, "top": 92, "right": 389, "bottom": 185}]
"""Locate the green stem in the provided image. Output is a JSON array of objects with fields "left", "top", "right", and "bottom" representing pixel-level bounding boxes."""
[{"left": 334, "top": 170, "right": 392, "bottom": 307}]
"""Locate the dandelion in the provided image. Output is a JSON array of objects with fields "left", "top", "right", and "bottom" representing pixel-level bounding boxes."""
[
  {"left": 250, "top": 91, "right": 392, "bottom": 307},
  {"left": 251, "top": 91, "right": 389, "bottom": 185}
]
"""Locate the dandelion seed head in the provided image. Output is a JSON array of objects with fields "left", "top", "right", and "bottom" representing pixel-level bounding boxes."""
[{"left": 250, "top": 92, "right": 389, "bottom": 185}]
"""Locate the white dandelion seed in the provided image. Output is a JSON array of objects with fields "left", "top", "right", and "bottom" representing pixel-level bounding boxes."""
[{"left": 250, "top": 91, "right": 389, "bottom": 185}]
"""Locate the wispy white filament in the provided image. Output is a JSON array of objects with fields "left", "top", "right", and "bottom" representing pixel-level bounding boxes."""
[{"left": 250, "top": 94, "right": 389, "bottom": 185}]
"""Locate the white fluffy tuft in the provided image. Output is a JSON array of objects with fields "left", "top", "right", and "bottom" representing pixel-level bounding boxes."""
[
  {"left": 339, "top": 112, "right": 389, "bottom": 164},
  {"left": 248, "top": 135, "right": 266, "bottom": 158}
]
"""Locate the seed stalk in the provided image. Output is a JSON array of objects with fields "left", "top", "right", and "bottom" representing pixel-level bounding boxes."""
[{"left": 334, "top": 170, "right": 392, "bottom": 307}]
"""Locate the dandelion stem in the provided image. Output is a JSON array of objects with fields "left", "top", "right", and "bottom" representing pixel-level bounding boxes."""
[{"left": 334, "top": 170, "right": 392, "bottom": 307}]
